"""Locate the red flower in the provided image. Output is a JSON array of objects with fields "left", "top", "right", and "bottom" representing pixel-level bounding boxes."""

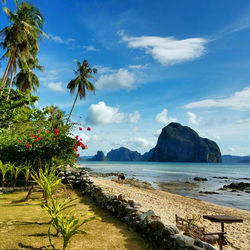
[
  {"left": 73, "top": 122, "right": 77, "bottom": 125},
  {"left": 80, "top": 138, "right": 82, "bottom": 141},
  {"left": 34, "top": 139, "right": 38, "bottom": 141},
  {"left": 75, "top": 136, "right": 79, "bottom": 140},
  {"left": 74, "top": 147, "right": 78, "bottom": 152},
  {"left": 30, "top": 134, "right": 36, "bottom": 138},
  {"left": 79, "top": 127, "right": 82, "bottom": 131},
  {"left": 54, "top": 128, "right": 59, "bottom": 136},
  {"left": 77, "top": 153, "right": 80, "bottom": 158},
  {"left": 87, "top": 127, "right": 91, "bottom": 131},
  {"left": 75, "top": 159, "right": 77, "bottom": 162},
  {"left": 38, "top": 137, "right": 42, "bottom": 140},
  {"left": 26, "top": 144, "right": 30, "bottom": 148},
  {"left": 18, "top": 140, "right": 22, "bottom": 143}
]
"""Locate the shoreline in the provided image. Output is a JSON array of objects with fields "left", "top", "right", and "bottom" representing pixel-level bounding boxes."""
[{"left": 91, "top": 177, "right": 250, "bottom": 250}]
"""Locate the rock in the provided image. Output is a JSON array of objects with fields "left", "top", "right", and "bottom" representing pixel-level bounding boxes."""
[
  {"left": 107, "top": 147, "right": 142, "bottom": 161},
  {"left": 117, "top": 194, "right": 126, "bottom": 201},
  {"left": 149, "top": 122, "right": 221, "bottom": 162},
  {"left": 212, "top": 176, "right": 228, "bottom": 179},
  {"left": 199, "top": 191, "right": 220, "bottom": 195},
  {"left": 139, "top": 210, "right": 155, "bottom": 221},
  {"left": 89, "top": 151, "right": 108, "bottom": 161},
  {"left": 194, "top": 177, "right": 208, "bottom": 181},
  {"left": 163, "top": 224, "right": 179, "bottom": 236},
  {"left": 220, "top": 182, "right": 250, "bottom": 191}
]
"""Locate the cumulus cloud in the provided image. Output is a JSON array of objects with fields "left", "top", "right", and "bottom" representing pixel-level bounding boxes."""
[
  {"left": 186, "top": 111, "right": 200, "bottom": 125},
  {"left": 184, "top": 86, "right": 250, "bottom": 110},
  {"left": 228, "top": 147, "right": 235, "bottom": 152},
  {"left": 86, "top": 101, "right": 125, "bottom": 125},
  {"left": 47, "top": 82, "right": 66, "bottom": 93},
  {"left": 119, "top": 31, "right": 208, "bottom": 65},
  {"left": 129, "top": 111, "right": 140, "bottom": 123},
  {"left": 96, "top": 69, "right": 136, "bottom": 90},
  {"left": 155, "top": 109, "right": 178, "bottom": 124}
]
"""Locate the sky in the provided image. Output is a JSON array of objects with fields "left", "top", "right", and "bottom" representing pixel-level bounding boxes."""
[{"left": 1, "top": 0, "right": 250, "bottom": 156}]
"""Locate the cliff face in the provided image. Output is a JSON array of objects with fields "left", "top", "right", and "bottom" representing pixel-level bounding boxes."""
[
  {"left": 107, "top": 147, "right": 142, "bottom": 161},
  {"left": 149, "top": 123, "right": 221, "bottom": 162},
  {"left": 89, "top": 151, "right": 108, "bottom": 161}
]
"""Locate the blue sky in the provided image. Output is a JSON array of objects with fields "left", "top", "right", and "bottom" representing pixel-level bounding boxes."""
[{"left": 1, "top": 0, "right": 250, "bottom": 156}]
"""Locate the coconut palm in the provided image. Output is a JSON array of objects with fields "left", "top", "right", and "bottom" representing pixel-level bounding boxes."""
[
  {"left": 14, "top": 57, "right": 43, "bottom": 93},
  {"left": 66, "top": 60, "right": 97, "bottom": 124},
  {"left": 0, "top": 0, "right": 46, "bottom": 90}
]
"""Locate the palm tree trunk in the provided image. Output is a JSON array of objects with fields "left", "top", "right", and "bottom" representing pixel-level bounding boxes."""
[
  {"left": 1, "top": 54, "right": 13, "bottom": 88},
  {"left": 66, "top": 92, "right": 79, "bottom": 125},
  {"left": 7, "top": 68, "right": 15, "bottom": 99}
]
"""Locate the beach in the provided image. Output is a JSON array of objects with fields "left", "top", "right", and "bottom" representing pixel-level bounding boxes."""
[{"left": 92, "top": 177, "right": 250, "bottom": 250}]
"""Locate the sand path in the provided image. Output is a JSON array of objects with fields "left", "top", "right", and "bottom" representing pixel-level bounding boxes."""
[{"left": 92, "top": 177, "right": 250, "bottom": 250}]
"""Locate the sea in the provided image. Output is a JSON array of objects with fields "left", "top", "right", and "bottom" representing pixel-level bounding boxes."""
[{"left": 79, "top": 161, "right": 250, "bottom": 211}]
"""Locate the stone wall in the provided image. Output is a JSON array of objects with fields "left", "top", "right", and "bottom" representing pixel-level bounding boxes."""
[{"left": 61, "top": 168, "right": 216, "bottom": 250}]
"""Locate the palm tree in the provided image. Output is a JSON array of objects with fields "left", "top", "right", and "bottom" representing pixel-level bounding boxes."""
[
  {"left": 14, "top": 57, "right": 43, "bottom": 94},
  {"left": 66, "top": 60, "right": 97, "bottom": 125},
  {"left": 0, "top": 0, "right": 46, "bottom": 90}
]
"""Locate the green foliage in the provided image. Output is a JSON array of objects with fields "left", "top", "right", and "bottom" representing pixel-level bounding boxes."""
[
  {"left": 33, "top": 164, "right": 101, "bottom": 250},
  {"left": 0, "top": 90, "right": 80, "bottom": 168},
  {"left": 31, "top": 165, "right": 62, "bottom": 201},
  {"left": 0, "top": 160, "right": 11, "bottom": 188}
]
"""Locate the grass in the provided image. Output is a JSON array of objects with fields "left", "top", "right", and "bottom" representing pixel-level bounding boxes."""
[{"left": 0, "top": 188, "right": 149, "bottom": 250}]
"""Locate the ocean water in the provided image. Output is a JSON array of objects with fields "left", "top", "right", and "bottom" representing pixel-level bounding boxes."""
[{"left": 79, "top": 161, "right": 250, "bottom": 211}]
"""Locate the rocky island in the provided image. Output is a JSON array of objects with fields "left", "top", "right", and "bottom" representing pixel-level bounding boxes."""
[
  {"left": 150, "top": 123, "right": 221, "bottom": 162},
  {"left": 89, "top": 123, "right": 222, "bottom": 163}
]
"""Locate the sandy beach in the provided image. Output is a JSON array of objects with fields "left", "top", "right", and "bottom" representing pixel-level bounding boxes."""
[{"left": 92, "top": 177, "right": 250, "bottom": 250}]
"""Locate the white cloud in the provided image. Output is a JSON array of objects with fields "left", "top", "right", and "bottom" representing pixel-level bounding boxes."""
[
  {"left": 39, "top": 70, "right": 59, "bottom": 82},
  {"left": 155, "top": 109, "right": 178, "bottom": 124},
  {"left": 122, "top": 137, "right": 155, "bottom": 150},
  {"left": 94, "top": 65, "right": 116, "bottom": 74},
  {"left": 184, "top": 86, "right": 250, "bottom": 110},
  {"left": 119, "top": 31, "right": 208, "bottom": 65},
  {"left": 210, "top": 135, "right": 221, "bottom": 141},
  {"left": 129, "top": 111, "right": 140, "bottom": 123},
  {"left": 128, "top": 64, "right": 148, "bottom": 70},
  {"left": 154, "top": 129, "right": 162, "bottom": 137},
  {"left": 96, "top": 69, "right": 136, "bottom": 90},
  {"left": 228, "top": 147, "right": 235, "bottom": 152},
  {"left": 47, "top": 82, "right": 66, "bottom": 93},
  {"left": 49, "top": 34, "right": 75, "bottom": 45},
  {"left": 86, "top": 101, "right": 125, "bottom": 125},
  {"left": 186, "top": 111, "right": 200, "bottom": 125},
  {"left": 235, "top": 118, "right": 250, "bottom": 124}
]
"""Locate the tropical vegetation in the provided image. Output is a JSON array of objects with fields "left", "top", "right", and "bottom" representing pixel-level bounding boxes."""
[{"left": 66, "top": 59, "right": 97, "bottom": 124}]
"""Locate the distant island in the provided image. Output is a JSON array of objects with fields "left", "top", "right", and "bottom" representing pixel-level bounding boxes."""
[
  {"left": 88, "top": 122, "right": 222, "bottom": 163},
  {"left": 222, "top": 155, "right": 250, "bottom": 163}
]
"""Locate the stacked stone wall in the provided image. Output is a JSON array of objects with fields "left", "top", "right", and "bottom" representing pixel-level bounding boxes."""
[{"left": 61, "top": 168, "right": 216, "bottom": 250}]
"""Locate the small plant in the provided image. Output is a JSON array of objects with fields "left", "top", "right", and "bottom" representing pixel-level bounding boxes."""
[
  {"left": 23, "top": 164, "right": 31, "bottom": 190},
  {"left": 13, "top": 165, "right": 25, "bottom": 190},
  {"left": 0, "top": 160, "right": 10, "bottom": 188},
  {"left": 184, "top": 214, "right": 202, "bottom": 236},
  {"left": 51, "top": 211, "right": 101, "bottom": 250},
  {"left": 31, "top": 165, "right": 62, "bottom": 203}
]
